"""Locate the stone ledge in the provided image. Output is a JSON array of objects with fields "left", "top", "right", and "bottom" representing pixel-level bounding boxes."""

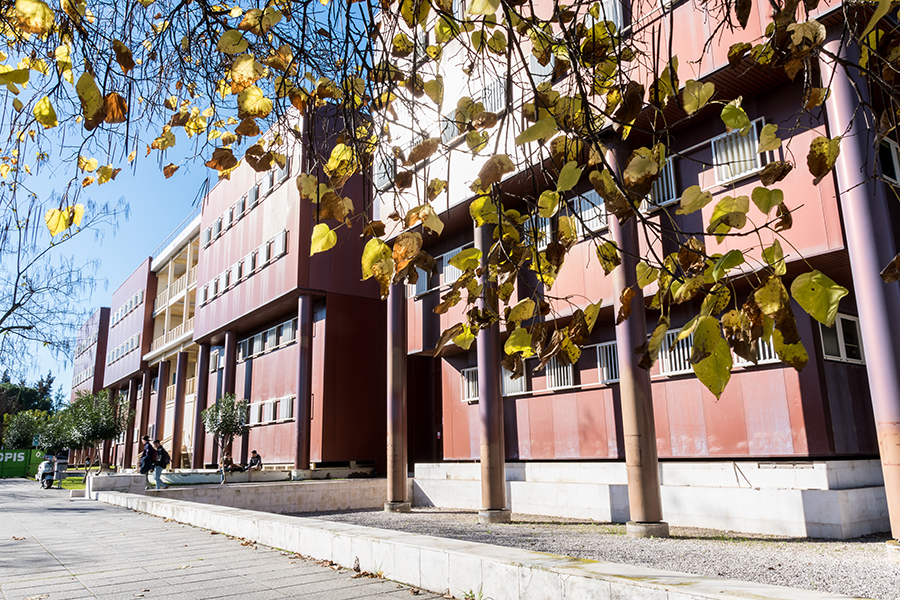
[{"left": 94, "top": 491, "right": 865, "bottom": 600}]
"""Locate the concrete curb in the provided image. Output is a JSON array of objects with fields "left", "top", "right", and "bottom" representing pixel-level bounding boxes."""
[{"left": 94, "top": 491, "right": 868, "bottom": 600}]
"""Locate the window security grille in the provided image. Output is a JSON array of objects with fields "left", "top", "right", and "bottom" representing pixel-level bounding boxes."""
[
  {"left": 659, "top": 330, "right": 693, "bottom": 376},
  {"left": 374, "top": 153, "right": 395, "bottom": 189},
  {"left": 530, "top": 216, "right": 552, "bottom": 251},
  {"left": 529, "top": 54, "right": 554, "bottom": 85},
  {"left": 482, "top": 77, "right": 507, "bottom": 114},
  {"left": 462, "top": 367, "right": 479, "bottom": 402},
  {"left": 281, "top": 396, "right": 295, "bottom": 420},
  {"left": 649, "top": 160, "right": 678, "bottom": 207},
  {"left": 442, "top": 247, "right": 467, "bottom": 285},
  {"left": 732, "top": 336, "right": 779, "bottom": 368},
  {"left": 501, "top": 367, "right": 527, "bottom": 396},
  {"left": 598, "top": 341, "right": 619, "bottom": 383},
  {"left": 267, "top": 327, "right": 278, "bottom": 351},
  {"left": 576, "top": 189, "right": 607, "bottom": 233},
  {"left": 594, "top": 0, "right": 624, "bottom": 31},
  {"left": 712, "top": 119, "right": 764, "bottom": 185},
  {"left": 441, "top": 114, "right": 460, "bottom": 143},
  {"left": 546, "top": 356, "right": 574, "bottom": 389},
  {"left": 820, "top": 314, "right": 865, "bottom": 363}
]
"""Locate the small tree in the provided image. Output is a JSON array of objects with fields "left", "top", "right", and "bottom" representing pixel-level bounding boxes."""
[
  {"left": 68, "top": 390, "right": 134, "bottom": 479},
  {"left": 201, "top": 393, "right": 249, "bottom": 483},
  {"left": 1, "top": 410, "right": 48, "bottom": 449},
  {"left": 38, "top": 411, "right": 75, "bottom": 457}
]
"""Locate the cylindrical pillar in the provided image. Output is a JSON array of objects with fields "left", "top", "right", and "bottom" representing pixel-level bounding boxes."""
[
  {"left": 821, "top": 38, "right": 900, "bottom": 539},
  {"left": 474, "top": 222, "right": 509, "bottom": 524},
  {"left": 155, "top": 360, "right": 169, "bottom": 442},
  {"left": 123, "top": 378, "right": 138, "bottom": 468},
  {"left": 295, "top": 295, "right": 314, "bottom": 471},
  {"left": 385, "top": 283, "right": 410, "bottom": 512},
  {"left": 171, "top": 351, "right": 188, "bottom": 469},
  {"left": 610, "top": 201, "right": 668, "bottom": 538},
  {"left": 223, "top": 331, "right": 237, "bottom": 396},
  {"left": 192, "top": 343, "right": 210, "bottom": 469},
  {"left": 140, "top": 369, "right": 152, "bottom": 437}
]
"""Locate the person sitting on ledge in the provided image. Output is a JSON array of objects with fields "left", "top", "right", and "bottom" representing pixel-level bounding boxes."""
[
  {"left": 218, "top": 452, "right": 243, "bottom": 483},
  {"left": 246, "top": 450, "right": 263, "bottom": 472}
]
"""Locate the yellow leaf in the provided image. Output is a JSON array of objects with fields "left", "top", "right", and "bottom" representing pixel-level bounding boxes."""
[
  {"left": 237, "top": 86, "right": 272, "bottom": 119},
  {"left": 556, "top": 161, "right": 581, "bottom": 192},
  {"left": 16, "top": 0, "right": 55, "bottom": 35},
  {"left": 217, "top": 30, "right": 249, "bottom": 55},
  {"left": 310, "top": 223, "right": 337, "bottom": 256},
  {"left": 361, "top": 237, "right": 392, "bottom": 280},
  {"left": 424, "top": 77, "right": 444, "bottom": 105},
  {"left": 538, "top": 191, "right": 560, "bottom": 218},
  {"left": 507, "top": 298, "right": 535, "bottom": 323},
  {"left": 78, "top": 156, "right": 98, "bottom": 172},
  {"left": 504, "top": 327, "right": 534, "bottom": 357},
  {"left": 515, "top": 117, "right": 557, "bottom": 145},
  {"left": 12, "top": 98, "right": 23, "bottom": 112},
  {"left": 76, "top": 72, "right": 104, "bottom": 129},
  {"left": 32, "top": 96, "right": 57, "bottom": 127},
  {"left": 127, "top": 150, "right": 136, "bottom": 162},
  {"left": 758, "top": 123, "right": 781, "bottom": 154},
  {"left": 682, "top": 79, "right": 714, "bottom": 115},
  {"left": 81, "top": 176, "right": 95, "bottom": 187}
]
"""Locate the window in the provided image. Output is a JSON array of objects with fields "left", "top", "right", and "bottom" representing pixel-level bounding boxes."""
[
  {"left": 248, "top": 402, "right": 261, "bottom": 425},
  {"left": 212, "top": 276, "right": 219, "bottom": 296},
  {"left": 648, "top": 160, "right": 678, "bottom": 208},
  {"left": 881, "top": 139, "right": 900, "bottom": 184},
  {"left": 275, "top": 156, "right": 291, "bottom": 182},
  {"left": 237, "top": 195, "right": 246, "bottom": 214},
  {"left": 282, "top": 319, "right": 297, "bottom": 343},
  {"left": 264, "top": 399, "right": 277, "bottom": 422},
  {"left": 502, "top": 367, "right": 528, "bottom": 396},
  {"left": 452, "top": 0, "right": 465, "bottom": 19},
  {"left": 259, "top": 171, "right": 274, "bottom": 197},
  {"left": 529, "top": 54, "right": 554, "bottom": 85},
  {"left": 209, "top": 351, "right": 220, "bottom": 372},
  {"left": 260, "top": 241, "right": 271, "bottom": 264},
  {"left": 441, "top": 113, "right": 460, "bottom": 143},
  {"left": 281, "top": 396, "right": 295, "bottom": 420},
  {"left": 820, "top": 314, "right": 864, "bottom": 363},
  {"left": 238, "top": 339, "right": 250, "bottom": 362},
  {"left": 408, "top": 267, "right": 430, "bottom": 298},
  {"left": 441, "top": 246, "right": 470, "bottom": 285},
  {"left": 462, "top": 367, "right": 479, "bottom": 403},
  {"left": 659, "top": 329, "right": 693, "bottom": 376},
  {"left": 732, "top": 336, "right": 779, "bottom": 368},
  {"left": 202, "top": 227, "right": 211, "bottom": 246},
  {"left": 374, "top": 153, "right": 395, "bottom": 190},
  {"left": 545, "top": 356, "right": 574, "bottom": 389},
  {"left": 597, "top": 341, "right": 620, "bottom": 383},
  {"left": 267, "top": 327, "right": 278, "bottom": 351},
  {"left": 202, "top": 285, "right": 209, "bottom": 303},
  {"left": 226, "top": 206, "right": 234, "bottom": 227},
  {"left": 575, "top": 189, "right": 606, "bottom": 234},
  {"left": 223, "top": 269, "right": 231, "bottom": 289},
  {"left": 231, "top": 263, "right": 241, "bottom": 284},
  {"left": 213, "top": 217, "right": 223, "bottom": 236},
  {"left": 712, "top": 119, "right": 765, "bottom": 185},
  {"left": 273, "top": 230, "right": 287, "bottom": 258},
  {"left": 482, "top": 77, "right": 507, "bottom": 114},
  {"left": 253, "top": 332, "right": 264, "bottom": 355},
  {"left": 249, "top": 184, "right": 260, "bottom": 207},
  {"left": 592, "top": 0, "right": 624, "bottom": 32}
]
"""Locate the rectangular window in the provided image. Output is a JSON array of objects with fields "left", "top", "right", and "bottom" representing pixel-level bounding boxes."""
[
  {"left": 373, "top": 153, "right": 395, "bottom": 190},
  {"left": 528, "top": 54, "right": 554, "bottom": 85},
  {"left": 820, "top": 314, "right": 865, "bottom": 363},
  {"left": 280, "top": 396, "right": 295, "bottom": 420},
  {"left": 223, "top": 269, "right": 231, "bottom": 289},
  {"left": 283, "top": 319, "right": 297, "bottom": 343},
  {"left": 648, "top": 160, "right": 678, "bottom": 208},
  {"left": 275, "top": 156, "right": 291, "bottom": 182},
  {"left": 202, "top": 227, "right": 212, "bottom": 246},
  {"left": 212, "top": 276, "right": 220, "bottom": 296},
  {"left": 267, "top": 327, "right": 278, "bottom": 351},
  {"left": 209, "top": 351, "right": 219, "bottom": 372},
  {"left": 213, "top": 217, "right": 222, "bottom": 237},
  {"left": 441, "top": 246, "right": 468, "bottom": 286},
  {"left": 202, "top": 285, "right": 209, "bottom": 304},
  {"left": 408, "top": 267, "right": 430, "bottom": 298},
  {"left": 712, "top": 119, "right": 764, "bottom": 185},
  {"left": 249, "top": 184, "right": 260, "bottom": 207},
  {"left": 545, "top": 356, "right": 574, "bottom": 390},
  {"left": 237, "top": 195, "right": 246, "bottom": 214},
  {"left": 248, "top": 402, "right": 260, "bottom": 425},
  {"left": 593, "top": 0, "right": 623, "bottom": 31},
  {"left": 237, "top": 339, "right": 249, "bottom": 362},
  {"left": 597, "top": 341, "right": 620, "bottom": 383},
  {"left": 881, "top": 139, "right": 900, "bottom": 184},
  {"left": 266, "top": 399, "right": 278, "bottom": 422},
  {"left": 501, "top": 367, "right": 527, "bottom": 396},
  {"left": 231, "top": 263, "right": 241, "bottom": 284},
  {"left": 259, "top": 171, "right": 274, "bottom": 197},
  {"left": 659, "top": 329, "right": 693, "bottom": 376},
  {"left": 482, "top": 77, "right": 507, "bottom": 114},
  {"left": 259, "top": 242, "right": 271, "bottom": 265},
  {"left": 529, "top": 216, "right": 552, "bottom": 251},
  {"left": 226, "top": 206, "right": 234, "bottom": 228},
  {"left": 576, "top": 189, "right": 607, "bottom": 234},
  {"left": 441, "top": 113, "right": 460, "bottom": 144},
  {"left": 253, "top": 333, "right": 264, "bottom": 356},
  {"left": 273, "top": 230, "right": 287, "bottom": 258},
  {"left": 462, "top": 367, "right": 479, "bottom": 403}
]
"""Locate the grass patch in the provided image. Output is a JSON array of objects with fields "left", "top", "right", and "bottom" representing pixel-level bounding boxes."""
[{"left": 59, "top": 477, "right": 86, "bottom": 490}]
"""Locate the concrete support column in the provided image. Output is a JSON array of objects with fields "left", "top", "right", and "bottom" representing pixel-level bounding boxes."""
[
  {"left": 140, "top": 370, "right": 152, "bottom": 438},
  {"left": 385, "top": 284, "right": 410, "bottom": 513},
  {"left": 101, "top": 390, "right": 113, "bottom": 468},
  {"left": 223, "top": 331, "right": 237, "bottom": 396},
  {"left": 123, "top": 379, "right": 138, "bottom": 468},
  {"left": 295, "top": 295, "right": 314, "bottom": 471},
  {"left": 474, "top": 222, "right": 509, "bottom": 524},
  {"left": 610, "top": 203, "right": 668, "bottom": 538},
  {"left": 192, "top": 343, "right": 210, "bottom": 469},
  {"left": 171, "top": 351, "right": 188, "bottom": 468},
  {"left": 821, "top": 38, "right": 900, "bottom": 539},
  {"left": 155, "top": 360, "right": 169, "bottom": 442}
]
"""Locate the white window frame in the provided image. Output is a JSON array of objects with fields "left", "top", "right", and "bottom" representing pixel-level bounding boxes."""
[
  {"left": 880, "top": 138, "right": 900, "bottom": 185},
  {"left": 528, "top": 54, "right": 554, "bottom": 85},
  {"left": 209, "top": 351, "right": 220, "bottom": 373},
  {"left": 249, "top": 183, "right": 260, "bottom": 207},
  {"left": 597, "top": 341, "right": 620, "bottom": 383},
  {"left": 711, "top": 118, "right": 765, "bottom": 186},
  {"left": 273, "top": 230, "right": 287, "bottom": 258},
  {"left": 732, "top": 336, "right": 780, "bottom": 368},
  {"left": 501, "top": 367, "right": 528, "bottom": 396},
  {"left": 280, "top": 395, "right": 295, "bottom": 420},
  {"left": 545, "top": 356, "right": 575, "bottom": 390},
  {"left": 646, "top": 159, "right": 678, "bottom": 209},
  {"left": 659, "top": 329, "right": 693, "bottom": 376},
  {"left": 819, "top": 314, "right": 865, "bottom": 364},
  {"left": 575, "top": 189, "right": 607, "bottom": 234},
  {"left": 461, "top": 367, "right": 479, "bottom": 403},
  {"left": 248, "top": 402, "right": 261, "bottom": 425},
  {"left": 530, "top": 216, "right": 552, "bottom": 251}
]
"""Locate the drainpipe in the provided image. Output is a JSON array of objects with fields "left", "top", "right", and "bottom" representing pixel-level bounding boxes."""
[
  {"left": 171, "top": 351, "right": 188, "bottom": 468},
  {"left": 295, "top": 295, "right": 314, "bottom": 471},
  {"left": 385, "top": 283, "right": 410, "bottom": 512},
  {"left": 475, "top": 222, "right": 509, "bottom": 524},
  {"left": 192, "top": 343, "right": 209, "bottom": 469},
  {"left": 820, "top": 36, "right": 900, "bottom": 539},
  {"left": 609, "top": 163, "right": 668, "bottom": 538}
]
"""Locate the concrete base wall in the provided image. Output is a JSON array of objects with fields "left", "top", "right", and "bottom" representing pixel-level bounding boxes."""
[
  {"left": 93, "top": 491, "right": 862, "bottom": 600},
  {"left": 412, "top": 461, "right": 890, "bottom": 539}
]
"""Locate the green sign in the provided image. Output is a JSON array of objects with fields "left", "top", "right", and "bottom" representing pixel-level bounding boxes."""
[{"left": 0, "top": 449, "right": 45, "bottom": 478}]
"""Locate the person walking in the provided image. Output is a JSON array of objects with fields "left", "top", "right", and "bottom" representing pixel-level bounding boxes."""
[
  {"left": 139, "top": 435, "right": 156, "bottom": 489},
  {"left": 152, "top": 440, "right": 170, "bottom": 490}
]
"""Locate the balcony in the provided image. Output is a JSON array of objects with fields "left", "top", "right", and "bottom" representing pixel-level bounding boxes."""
[
  {"left": 165, "top": 317, "right": 194, "bottom": 344},
  {"left": 154, "top": 267, "right": 198, "bottom": 314},
  {"left": 186, "top": 377, "right": 197, "bottom": 395},
  {"left": 153, "top": 287, "right": 169, "bottom": 313},
  {"left": 151, "top": 334, "right": 166, "bottom": 352}
]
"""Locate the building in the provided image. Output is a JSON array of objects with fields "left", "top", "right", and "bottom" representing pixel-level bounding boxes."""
[{"left": 70, "top": 308, "right": 109, "bottom": 401}]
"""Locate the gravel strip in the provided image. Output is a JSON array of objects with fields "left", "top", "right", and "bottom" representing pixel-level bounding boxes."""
[{"left": 291, "top": 508, "right": 900, "bottom": 600}]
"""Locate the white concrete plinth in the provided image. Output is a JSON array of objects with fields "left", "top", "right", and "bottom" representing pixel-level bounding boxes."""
[
  {"left": 478, "top": 509, "right": 511, "bottom": 524},
  {"left": 888, "top": 540, "right": 900, "bottom": 563},
  {"left": 626, "top": 521, "right": 669, "bottom": 538},
  {"left": 384, "top": 501, "right": 411, "bottom": 513}
]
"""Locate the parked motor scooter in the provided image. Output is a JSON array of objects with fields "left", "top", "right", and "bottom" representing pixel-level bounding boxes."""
[{"left": 36, "top": 458, "right": 55, "bottom": 489}]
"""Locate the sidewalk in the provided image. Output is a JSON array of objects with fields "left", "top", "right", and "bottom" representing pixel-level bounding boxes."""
[{"left": 0, "top": 479, "right": 440, "bottom": 600}]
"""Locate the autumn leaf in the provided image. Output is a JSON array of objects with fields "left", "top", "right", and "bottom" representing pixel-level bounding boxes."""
[
  {"left": 163, "top": 164, "right": 179, "bottom": 178},
  {"left": 44, "top": 204, "right": 84, "bottom": 236},
  {"left": 33, "top": 96, "right": 57, "bottom": 128},
  {"left": 205, "top": 147, "right": 239, "bottom": 172},
  {"left": 537, "top": 191, "right": 560, "bottom": 218},
  {"left": 596, "top": 241, "right": 620, "bottom": 275},
  {"left": 515, "top": 117, "right": 558, "bottom": 145},
  {"left": 217, "top": 30, "right": 249, "bottom": 55},
  {"left": 507, "top": 298, "right": 535, "bottom": 323},
  {"left": 16, "top": 0, "right": 55, "bottom": 35},
  {"left": 675, "top": 185, "right": 713, "bottom": 215},
  {"left": 478, "top": 154, "right": 515, "bottom": 187},
  {"left": 690, "top": 316, "right": 732, "bottom": 399},
  {"left": 790, "top": 270, "right": 848, "bottom": 328},
  {"left": 758, "top": 123, "right": 781, "bottom": 153},
  {"left": 556, "top": 161, "right": 582, "bottom": 192},
  {"left": 504, "top": 327, "right": 534, "bottom": 357},
  {"left": 76, "top": 72, "right": 105, "bottom": 130},
  {"left": 682, "top": 79, "right": 714, "bottom": 115},
  {"left": 112, "top": 40, "right": 135, "bottom": 75},
  {"left": 237, "top": 86, "right": 273, "bottom": 119},
  {"left": 807, "top": 136, "right": 841, "bottom": 183},
  {"left": 404, "top": 138, "right": 440, "bottom": 166},
  {"left": 310, "top": 223, "right": 337, "bottom": 256},
  {"left": 760, "top": 161, "right": 793, "bottom": 186},
  {"left": 103, "top": 93, "right": 128, "bottom": 124}
]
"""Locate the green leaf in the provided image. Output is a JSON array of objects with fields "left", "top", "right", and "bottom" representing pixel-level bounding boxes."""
[
  {"left": 467, "top": 0, "right": 499, "bottom": 15},
  {"left": 217, "top": 30, "right": 248, "bottom": 54},
  {"left": 682, "top": 79, "right": 715, "bottom": 115},
  {"left": 310, "top": 223, "right": 337, "bottom": 256},
  {"left": 453, "top": 326, "right": 476, "bottom": 350},
  {"left": 596, "top": 241, "right": 621, "bottom": 275},
  {"left": 773, "top": 327, "right": 809, "bottom": 371},
  {"left": 538, "top": 190, "right": 561, "bottom": 218},
  {"left": 707, "top": 194, "right": 750, "bottom": 240},
  {"left": 556, "top": 161, "right": 582, "bottom": 192},
  {"left": 424, "top": 77, "right": 443, "bottom": 106},
  {"left": 750, "top": 186, "right": 783, "bottom": 215},
  {"left": 449, "top": 247, "right": 482, "bottom": 272},
  {"left": 862, "top": 0, "right": 891, "bottom": 38},
  {"left": 675, "top": 185, "right": 713, "bottom": 215},
  {"left": 504, "top": 327, "right": 534, "bottom": 357},
  {"left": 758, "top": 123, "right": 781, "bottom": 154},
  {"left": 470, "top": 194, "right": 498, "bottom": 226},
  {"left": 636, "top": 262, "right": 658, "bottom": 288},
  {"left": 763, "top": 240, "right": 786, "bottom": 276},
  {"left": 721, "top": 100, "right": 751, "bottom": 131},
  {"left": 466, "top": 130, "right": 489, "bottom": 153},
  {"left": 711, "top": 249, "right": 744, "bottom": 281},
  {"left": 690, "top": 316, "right": 733, "bottom": 399},
  {"left": 508, "top": 298, "right": 535, "bottom": 323},
  {"left": 790, "top": 270, "right": 848, "bottom": 327},
  {"left": 515, "top": 117, "right": 557, "bottom": 145}
]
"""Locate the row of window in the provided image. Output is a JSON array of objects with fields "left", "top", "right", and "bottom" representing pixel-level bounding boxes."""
[
  {"left": 111, "top": 289, "right": 144, "bottom": 329},
  {"left": 200, "top": 230, "right": 288, "bottom": 305},
  {"left": 201, "top": 159, "right": 291, "bottom": 247},
  {"left": 461, "top": 315, "right": 864, "bottom": 402},
  {"left": 74, "top": 329, "right": 100, "bottom": 358},
  {"left": 236, "top": 317, "right": 299, "bottom": 364},
  {"left": 107, "top": 333, "right": 141, "bottom": 366},
  {"left": 248, "top": 395, "right": 295, "bottom": 425},
  {"left": 72, "top": 365, "right": 95, "bottom": 388}
]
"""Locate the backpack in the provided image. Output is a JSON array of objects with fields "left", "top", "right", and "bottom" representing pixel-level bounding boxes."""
[{"left": 157, "top": 447, "right": 170, "bottom": 468}]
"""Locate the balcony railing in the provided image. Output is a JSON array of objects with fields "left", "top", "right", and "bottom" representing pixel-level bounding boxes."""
[
  {"left": 153, "top": 288, "right": 169, "bottom": 313},
  {"left": 170, "top": 272, "right": 188, "bottom": 297},
  {"left": 151, "top": 334, "right": 166, "bottom": 352},
  {"left": 166, "top": 384, "right": 176, "bottom": 401},
  {"left": 186, "top": 377, "right": 196, "bottom": 395},
  {"left": 188, "top": 265, "right": 197, "bottom": 286}
]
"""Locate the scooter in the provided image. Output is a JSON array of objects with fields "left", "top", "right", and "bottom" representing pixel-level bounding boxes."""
[{"left": 37, "top": 460, "right": 55, "bottom": 489}]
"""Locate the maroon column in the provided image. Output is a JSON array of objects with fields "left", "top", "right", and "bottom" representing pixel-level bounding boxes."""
[
  {"left": 223, "top": 331, "right": 237, "bottom": 396},
  {"left": 385, "top": 283, "right": 410, "bottom": 512},
  {"left": 474, "top": 222, "right": 509, "bottom": 523},
  {"left": 123, "top": 378, "right": 138, "bottom": 468},
  {"left": 192, "top": 343, "right": 210, "bottom": 469},
  {"left": 101, "top": 389, "right": 115, "bottom": 468},
  {"left": 155, "top": 360, "right": 169, "bottom": 442},
  {"left": 171, "top": 351, "right": 188, "bottom": 468},
  {"left": 821, "top": 38, "right": 900, "bottom": 539},
  {"left": 295, "top": 295, "right": 314, "bottom": 471},
  {"left": 610, "top": 180, "right": 668, "bottom": 538},
  {"left": 139, "top": 370, "right": 152, "bottom": 439}
]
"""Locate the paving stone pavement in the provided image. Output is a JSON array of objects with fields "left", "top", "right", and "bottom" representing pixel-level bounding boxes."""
[{"left": 0, "top": 479, "right": 442, "bottom": 600}]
